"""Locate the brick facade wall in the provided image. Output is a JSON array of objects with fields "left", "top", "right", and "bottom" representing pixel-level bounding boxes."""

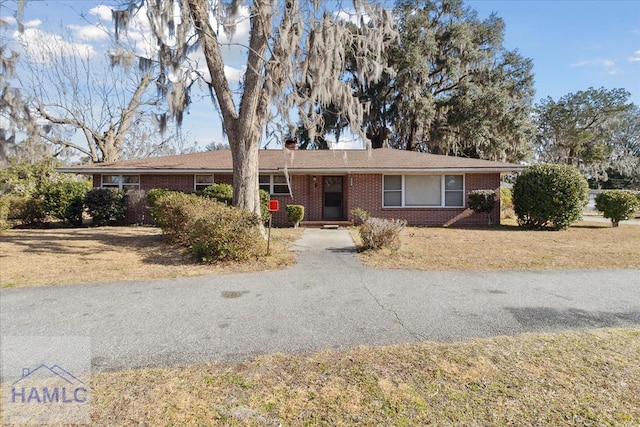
[{"left": 94, "top": 172, "right": 501, "bottom": 227}]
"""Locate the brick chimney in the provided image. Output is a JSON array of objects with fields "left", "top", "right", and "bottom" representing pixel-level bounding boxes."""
[{"left": 284, "top": 137, "right": 297, "bottom": 150}]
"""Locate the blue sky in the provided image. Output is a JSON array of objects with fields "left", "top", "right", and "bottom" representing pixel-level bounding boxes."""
[{"left": 4, "top": 0, "right": 640, "bottom": 150}]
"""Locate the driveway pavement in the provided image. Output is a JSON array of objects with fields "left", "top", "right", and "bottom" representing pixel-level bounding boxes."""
[{"left": 1, "top": 228, "right": 639, "bottom": 372}]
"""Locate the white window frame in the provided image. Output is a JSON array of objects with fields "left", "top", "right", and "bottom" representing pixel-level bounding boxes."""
[
  {"left": 194, "top": 174, "right": 215, "bottom": 191},
  {"left": 259, "top": 174, "right": 290, "bottom": 195},
  {"left": 382, "top": 174, "right": 465, "bottom": 208},
  {"left": 101, "top": 174, "right": 140, "bottom": 191}
]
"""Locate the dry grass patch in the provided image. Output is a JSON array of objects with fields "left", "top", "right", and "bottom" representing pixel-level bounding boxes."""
[
  {"left": 351, "top": 220, "right": 640, "bottom": 270},
  {"left": 0, "top": 226, "right": 303, "bottom": 288},
  {"left": 85, "top": 329, "right": 640, "bottom": 425}
]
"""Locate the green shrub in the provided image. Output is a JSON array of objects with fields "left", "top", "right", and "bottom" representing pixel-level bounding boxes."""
[
  {"left": 285, "top": 205, "right": 305, "bottom": 228},
  {"left": 500, "top": 187, "right": 514, "bottom": 219},
  {"left": 85, "top": 188, "right": 126, "bottom": 226},
  {"left": 359, "top": 217, "right": 406, "bottom": 251},
  {"left": 202, "top": 184, "right": 233, "bottom": 205},
  {"left": 148, "top": 191, "right": 198, "bottom": 242},
  {"left": 146, "top": 188, "right": 171, "bottom": 224},
  {"left": 595, "top": 190, "right": 640, "bottom": 227},
  {"left": 0, "top": 196, "right": 10, "bottom": 232},
  {"left": 21, "top": 196, "right": 48, "bottom": 225},
  {"left": 40, "top": 180, "right": 89, "bottom": 225},
  {"left": 151, "top": 191, "right": 264, "bottom": 262},
  {"left": 513, "top": 164, "right": 588, "bottom": 230},
  {"left": 188, "top": 205, "right": 264, "bottom": 262},
  {"left": 468, "top": 189, "right": 496, "bottom": 225}
]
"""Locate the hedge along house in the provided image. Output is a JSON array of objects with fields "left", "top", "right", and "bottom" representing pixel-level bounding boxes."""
[{"left": 59, "top": 147, "right": 525, "bottom": 227}]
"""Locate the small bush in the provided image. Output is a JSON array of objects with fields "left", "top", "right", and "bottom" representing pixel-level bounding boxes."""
[
  {"left": 202, "top": 184, "right": 233, "bottom": 205},
  {"left": 350, "top": 208, "right": 371, "bottom": 225},
  {"left": 513, "top": 164, "right": 589, "bottom": 230},
  {"left": 500, "top": 187, "right": 514, "bottom": 219},
  {"left": 188, "top": 206, "right": 264, "bottom": 262},
  {"left": 359, "top": 217, "right": 406, "bottom": 251},
  {"left": 468, "top": 189, "right": 496, "bottom": 225},
  {"left": 40, "top": 180, "right": 89, "bottom": 225},
  {"left": 595, "top": 190, "right": 640, "bottom": 227},
  {"left": 286, "top": 205, "right": 305, "bottom": 228},
  {"left": 85, "top": 188, "right": 126, "bottom": 226}
]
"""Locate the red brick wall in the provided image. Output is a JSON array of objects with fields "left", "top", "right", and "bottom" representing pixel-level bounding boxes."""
[
  {"left": 347, "top": 173, "right": 501, "bottom": 226},
  {"left": 93, "top": 172, "right": 501, "bottom": 226}
]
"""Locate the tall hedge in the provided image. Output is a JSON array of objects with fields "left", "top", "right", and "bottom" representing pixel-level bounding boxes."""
[
  {"left": 513, "top": 164, "right": 588, "bottom": 230},
  {"left": 40, "top": 180, "right": 89, "bottom": 225}
]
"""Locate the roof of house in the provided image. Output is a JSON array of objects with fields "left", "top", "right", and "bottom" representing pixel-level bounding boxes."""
[{"left": 58, "top": 148, "right": 526, "bottom": 174}]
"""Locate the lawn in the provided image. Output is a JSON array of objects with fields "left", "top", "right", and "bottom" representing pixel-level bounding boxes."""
[
  {"left": 0, "top": 226, "right": 304, "bottom": 288},
  {"left": 3, "top": 225, "right": 639, "bottom": 424},
  {"left": 81, "top": 328, "right": 640, "bottom": 425},
  {"left": 352, "top": 220, "right": 640, "bottom": 271}
]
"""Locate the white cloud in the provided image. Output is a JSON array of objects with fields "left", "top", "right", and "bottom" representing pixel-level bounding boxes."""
[
  {"left": 16, "top": 28, "right": 95, "bottom": 62},
  {"left": 627, "top": 50, "right": 640, "bottom": 62},
  {"left": 1, "top": 16, "right": 17, "bottom": 26},
  {"left": 569, "top": 58, "right": 617, "bottom": 74},
  {"left": 68, "top": 24, "right": 109, "bottom": 41},
  {"left": 23, "top": 19, "right": 42, "bottom": 28},
  {"left": 89, "top": 5, "right": 113, "bottom": 21}
]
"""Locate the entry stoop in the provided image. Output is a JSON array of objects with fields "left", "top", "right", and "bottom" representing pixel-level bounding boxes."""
[{"left": 300, "top": 220, "right": 353, "bottom": 228}]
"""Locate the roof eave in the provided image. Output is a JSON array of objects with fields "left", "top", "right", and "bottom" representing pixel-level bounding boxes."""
[{"left": 59, "top": 166, "right": 525, "bottom": 175}]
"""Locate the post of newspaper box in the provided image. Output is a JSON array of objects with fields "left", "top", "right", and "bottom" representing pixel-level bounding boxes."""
[{"left": 267, "top": 200, "right": 279, "bottom": 254}]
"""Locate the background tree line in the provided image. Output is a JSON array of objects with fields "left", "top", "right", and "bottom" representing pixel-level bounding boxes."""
[{"left": 2, "top": 0, "right": 639, "bottom": 202}]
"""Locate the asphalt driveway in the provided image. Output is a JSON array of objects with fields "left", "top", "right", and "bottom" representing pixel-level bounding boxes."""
[{"left": 1, "top": 228, "right": 639, "bottom": 372}]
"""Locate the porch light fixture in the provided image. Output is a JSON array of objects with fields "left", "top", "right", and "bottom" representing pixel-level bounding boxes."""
[{"left": 313, "top": 175, "right": 317, "bottom": 188}]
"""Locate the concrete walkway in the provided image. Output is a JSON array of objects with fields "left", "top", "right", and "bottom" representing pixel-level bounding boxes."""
[{"left": 1, "top": 228, "right": 639, "bottom": 372}]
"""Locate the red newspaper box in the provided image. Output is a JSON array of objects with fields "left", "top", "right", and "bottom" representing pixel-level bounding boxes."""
[{"left": 268, "top": 200, "right": 279, "bottom": 212}]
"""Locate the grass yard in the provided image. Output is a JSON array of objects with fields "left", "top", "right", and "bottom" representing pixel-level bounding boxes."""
[
  {"left": 0, "top": 226, "right": 304, "bottom": 288},
  {"left": 77, "top": 328, "right": 640, "bottom": 425},
  {"left": 352, "top": 220, "right": 640, "bottom": 271}
]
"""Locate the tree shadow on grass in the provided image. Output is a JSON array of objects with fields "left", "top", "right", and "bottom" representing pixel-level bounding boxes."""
[{"left": 2, "top": 226, "right": 198, "bottom": 267}]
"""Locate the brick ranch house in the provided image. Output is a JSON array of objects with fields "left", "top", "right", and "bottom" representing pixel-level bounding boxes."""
[{"left": 59, "top": 148, "right": 524, "bottom": 227}]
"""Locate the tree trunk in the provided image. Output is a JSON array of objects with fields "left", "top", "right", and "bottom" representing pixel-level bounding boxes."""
[{"left": 229, "top": 125, "right": 261, "bottom": 216}]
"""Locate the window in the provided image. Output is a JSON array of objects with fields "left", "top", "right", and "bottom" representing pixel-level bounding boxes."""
[
  {"left": 101, "top": 175, "right": 140, "bottom": 192},
  {"left": 194, "top": 174, "right": 214, "bottom": 191},
  {"left": 259, "top": 175, "right": 290, "bottom": 194},
  {"left": 382, "top": 174, "right": 464, "bottom": 208}
]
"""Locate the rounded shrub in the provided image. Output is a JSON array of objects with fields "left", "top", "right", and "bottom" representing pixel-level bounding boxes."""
[
  {"left": 202, "top": 184, "right": 233, "bottom": 205},
  {"left": 85, "top": 188, "right": 126, "bottom": 226},
  {"left": 595, "top": 190, "right": 640, "bottom": 227},
  {"left": 513, "top": 163, "right": 588, "bottom": 230},
  {"left": 285, "top": 205, "right": 305, "bottom": 228},
  {"left": 468, "top": 189, "right": 496, "bottom": 225}
]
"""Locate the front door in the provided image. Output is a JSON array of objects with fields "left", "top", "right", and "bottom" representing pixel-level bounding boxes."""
[{"left": 323, "top": 176, "right": 344, "bottom": 220}]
